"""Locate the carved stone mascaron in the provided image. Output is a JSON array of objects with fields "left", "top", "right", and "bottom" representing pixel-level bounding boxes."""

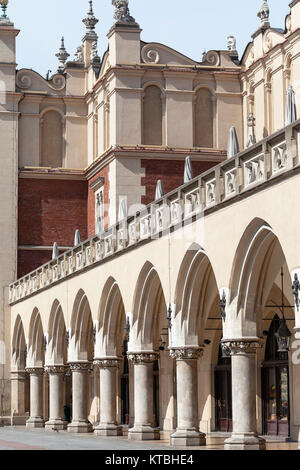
[
  {"left": 94, "top": 358, "right": 120, "bottom": 369},
  {"left": 25, "top": 367, "right": 44, "bottom": 375},
  {"left": 44, "top": 365, "right": 66, "bottom": 374},
  {"left": 127, "top": 352, "right": 159, "bottom": 364},
  {"left": 68, "top": 362, "right": 91, "bottom": 372},
  {"left": 169, "top": 347, "right": 204, "bottom": 360},
  {"left": 221, "top": 338, "right": 262, "bottom": 355}
]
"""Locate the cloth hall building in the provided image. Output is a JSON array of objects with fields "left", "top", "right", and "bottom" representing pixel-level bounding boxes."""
[{"left": 1, "top": 0, "right": 300, "bottom": 450}]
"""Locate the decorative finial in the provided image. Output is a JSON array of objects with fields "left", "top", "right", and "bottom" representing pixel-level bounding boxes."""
[
  {"left": 257, "top": 1, "right": 270, "bottom": 28},
  {"left": 83, "top": 0, "right": 99, "bottom": 39},
  {"left": 0, "top": 0, "right": 8, "bottom": 19},
  {"left": 55, "top": 37, "right": 70, "bottom": 73},
  {"left": 112, "top": 0, "right": 136, "bottom": 24},
  {"left": 0, "top": 0, "right": 12, "bottom": 25}
]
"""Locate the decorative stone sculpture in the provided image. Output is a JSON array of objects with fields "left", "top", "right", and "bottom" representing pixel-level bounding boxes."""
[
  {"left": 257, "top": 1, "right": 270, "bottom": 28},
  {"left": 227, "top": 36, "right": 238, "bottom": 57},
  {"left": 75, "top": 45, "right": 84, "bottom": 63},
  {"left": 112, "top": 0, "right": 136, "bottom": 24},
  {"left": 247, "top": 112, "right": 256, "bottom": 147}
]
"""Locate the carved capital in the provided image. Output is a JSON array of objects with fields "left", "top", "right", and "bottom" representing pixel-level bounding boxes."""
[
  {"left": 169, "top": 347, "right": 204, "bottom": 360},
  {"left": 94, "top": 358, "right": 120, "bottom": 369},
  {"left": 26, "top": 367, "right": 44, "bottom": 375},
  {"left": 68, "top": 362, "right": 91, "bottom": 372},
  {"left": 44, "top": 365, "right": 66, "bottom": 374},
  {"left": 221, "top": 338, "right": 262, "bottom": 355},
  {"left": 127, "top": 352, "right": 159, "bottom": 364}
]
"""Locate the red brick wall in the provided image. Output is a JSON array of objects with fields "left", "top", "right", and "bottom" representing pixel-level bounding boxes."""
[
  {"left": 18, "top": 250, "right": 53, "bottom": 279},
  {"left": 18, "top": 178, "right": 88, "bottom": 276},
  {"left": 87, "top": 166, "right": 110, "bottom": 238},
  {"left": 141, "top": 159, "right": 218, "bottom": 205}
]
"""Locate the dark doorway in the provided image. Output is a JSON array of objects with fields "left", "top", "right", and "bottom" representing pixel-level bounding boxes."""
[
  {"left": 262, "top": 315, "right": 290, "bottom": 437},
  {"left": 215, "top": 343, "right": 232, "bottom": 432},
  {"left": 121, "top": 340, "right": 129, "bottom": 425}
]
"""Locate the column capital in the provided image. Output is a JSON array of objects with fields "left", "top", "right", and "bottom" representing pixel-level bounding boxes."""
[
  {"left": 93, "top": 358, "right": 120, "bottom": 369},
  {"left": 44, "top": 365, "right": 66, "bottom": 374},
  {"left": 221, "top": 338, "right": 262, "bottom": 355},
  {"left": 10, "top": 370, "right": 26, "bottom": 380},
  {"left": 169, "top": 346, "right": 204, "bottom": 360},
  {"left": 68, "top": 362, "right": 91, "bottom": 371},
  {"left": 127, "top": 352, "right": 159, "bottom": 364},
  {"left": 25, "top": 367, "right": 44, "bottom": 375}
]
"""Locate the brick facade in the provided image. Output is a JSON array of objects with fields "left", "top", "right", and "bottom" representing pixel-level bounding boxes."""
[
  {"left": 141, "top": 159, "right": 219, "bottom": 205},
  {"left": 18, "top": 177, "right": 88, "bottom": 276}
]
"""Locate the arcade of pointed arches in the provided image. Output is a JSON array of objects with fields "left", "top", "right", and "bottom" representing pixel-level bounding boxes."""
[{"left": 11, "top": 217, "right": 296, "bottom": 441}]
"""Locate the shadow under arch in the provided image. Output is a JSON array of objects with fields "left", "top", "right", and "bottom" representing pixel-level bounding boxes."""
[
  {"left": 97, "top": 276, "right": 126, "bottom": 357},
  {"left": 132, "top": 261, "right": 167, "bottom": 351},
  {"left": 228, "top": 217, "right": 292, "bottom": 337},
  {"left": 12, "top": 315, "right": 26, "bottom": 371},
  {"left": 47, "top": 299, "right": 67, "bottom": 365},
  {"left": 27, "top": 308, "right": 44, "bottom": 368},
  {"left": 70, "top": 289, "right": 93, "bottom": 362},
  {"left": 174, "top": 243, "right": 220, "bottom": 344}
]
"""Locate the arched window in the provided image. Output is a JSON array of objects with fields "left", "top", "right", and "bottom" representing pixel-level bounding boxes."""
[
  {"left": 41, "top": 110, "right": 63, "bottom": 167},
  {"left": 142, "top": 85, "right": 163, "bottom": 146},
  {"left": 194, "top": 88, "right": 213, "bottom": 148}
]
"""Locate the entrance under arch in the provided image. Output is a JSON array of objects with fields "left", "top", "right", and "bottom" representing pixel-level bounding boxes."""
[
  {"left": 214, "top": 343, "right": 232, "bottom": 432},
  {"left": 262, "top": 315, "right": 290, "bottom": 437}
]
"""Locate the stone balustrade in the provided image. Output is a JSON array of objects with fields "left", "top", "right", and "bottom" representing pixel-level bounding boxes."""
[{"left": 9, "top": 120, "right": 300, "bottom": 305}]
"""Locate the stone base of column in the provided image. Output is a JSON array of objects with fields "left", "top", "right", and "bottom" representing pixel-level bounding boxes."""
[
  {"left": 94, "top": 423, "right": 123, "bottom": 436},
  {"left": 67, "top": 421, "right": 93, "bottom": 433},
  {"left": 224, "top": 433, "right": 266, "bottom": 450},
  {"left": 26, "top": 418, "right": 44, "bottom": 429},
  {"left": 128, "top": 425, "right": 160, "bottom": 441},
  {"left": 170, "top": 429, "right": 206, "bottom": 447},
  {"left": 45, "top": 419, "right": 67, "bottom": 431}
]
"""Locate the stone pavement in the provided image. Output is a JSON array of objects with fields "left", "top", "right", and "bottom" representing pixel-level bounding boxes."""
[{"left": 0, "top": 427, "right": 297, "bottom": 451}]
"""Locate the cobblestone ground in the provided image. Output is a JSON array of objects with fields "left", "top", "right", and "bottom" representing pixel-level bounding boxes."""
[{"left": 0, "top": 427, "right": 297, "bottom": 451}]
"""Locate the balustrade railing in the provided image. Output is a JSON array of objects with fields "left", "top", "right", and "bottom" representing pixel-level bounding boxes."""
[{"left": 9, "top": 121, "right": 300, "bottom": 304}]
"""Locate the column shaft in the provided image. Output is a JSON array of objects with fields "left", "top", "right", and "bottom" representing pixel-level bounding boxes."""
[
  {"left": 128, "top": 353, "right": 160, "bottom": 441},
  {"left": 45, "top": 366, "right": 65, "bottom": 430},
  {"left": 94, "top": 359, "right": 122, "bottom": 436},
  {"left": 67, "top": 362, "right": 92, "bottom": 433},
  {"left": 223, "top": 339, "right": 266, "bottom": 450},
  {"left": 170, "top": 347, "right": 206, "bottom": 446},
  {"left": 26, "top": 368, "right": 44, "bottom": 428}
]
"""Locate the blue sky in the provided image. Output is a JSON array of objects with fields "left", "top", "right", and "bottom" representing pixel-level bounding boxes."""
[{"left": 7, "top": 0, "right": 289, "bottom": 77}]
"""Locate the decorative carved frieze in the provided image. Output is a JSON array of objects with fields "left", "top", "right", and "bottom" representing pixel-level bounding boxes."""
[
  {"left": 93, "top": 358, "right": 120, "bottom": 369},
  {"left": 44, "top": 365, "right": 66, "bottom": 374},
  {"left": 25, "top": 367, "right": 44, "bottom": 375},
  {"left": 127, "top": 352, "right": 159, "bottom": 364},
  {"left": 169, "top": 347, "right": 203, "bottom": 360},
  {"left": 68, "top": 362, "right": 91, "bottom": 372},
  {"left": 221, "top": 339, "right": 262, "bottom": 355}
]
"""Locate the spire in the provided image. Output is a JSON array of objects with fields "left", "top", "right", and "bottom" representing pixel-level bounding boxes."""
[
  {"left": 112, "top": 0, "right": 136, "bottom": 24},
  {"left": 257, "top": 1, "right": 270, "bottom": 28},
  {"left": 83, "top": 0, "right": 99, "bottom": 40},
  {"left": 55, "top": 37, "right": 70, "bottom": 73}
]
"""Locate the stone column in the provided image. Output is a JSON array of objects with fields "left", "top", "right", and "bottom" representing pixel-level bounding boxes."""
[
  {"left": 128, "top": 352, "right": 160, "bottom": 441},
  {"left": 94, "top": 358, "right": 122, "bottom": 436},
  {"left": 169, "top": 347, "right": 206, "bottom": 446},
  {"left": 10, "top": 370, "right": 26, "bottom": 418},
  {"left": 222, "top": 339, "right": 266, "bottom": 450},
  {"left": 67, "top": 362, "right": 92, "bottom": 433},
  {"left": 26, "top": 367, "right": 44, "bottom": 428},
  {"left": 44, "top": 366, "right": 66, "bottom": 431}
]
